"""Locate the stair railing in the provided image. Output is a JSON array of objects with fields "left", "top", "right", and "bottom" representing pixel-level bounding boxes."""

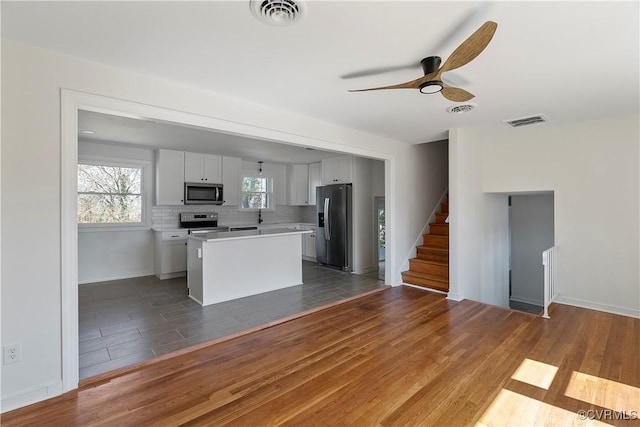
[{"left": 542, "top": 246, "right": 558, "bottom": 319}]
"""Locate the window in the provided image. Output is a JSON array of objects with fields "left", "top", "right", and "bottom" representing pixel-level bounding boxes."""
[
  {"left": 78, "top": 162, "right": 146, "bottom": 225},
  {"left": 241, "top": 175, "right": 273, "bottom": 210}
]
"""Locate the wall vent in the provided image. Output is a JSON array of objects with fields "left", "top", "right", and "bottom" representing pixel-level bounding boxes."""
[{"left": 504, "top": 114, "right": 548, "bottom": 128}]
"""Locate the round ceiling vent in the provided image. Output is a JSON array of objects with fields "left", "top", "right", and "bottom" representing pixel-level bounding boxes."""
[
  {"left": 250, "top": 0, "right": 306, "bottom": 26},
  {"left": 446, "top": 103, "right": 477, "bottom": 114}
]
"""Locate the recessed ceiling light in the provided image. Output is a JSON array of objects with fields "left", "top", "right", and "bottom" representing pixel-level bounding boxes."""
[
  {"left": 80, "top": 130, "right": 95, "bottom": 134},
  {"left": 446, "top": 103, "right": 477, "bottom": 114}
]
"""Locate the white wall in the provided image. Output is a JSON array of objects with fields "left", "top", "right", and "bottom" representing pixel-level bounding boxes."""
[
  {"left": 510, "top": 194, "right": 555, "bottom": 306},
  {"left": 448, "top": 130, "right": 509, "bottom": 305},
  {"left": 396, "top": 140, "right": 449, "bottom": 273},
  {"left": 450, "top": 115, "right": 639, "bottom": 316},
  {"left": 77, "top": 141, "right": 155, "bottom": 283},
  {"left": 352, "top": 157, "right": 374, "bottom": 274},
  {"left": 1, "top": 40, "right": 446, "bottom": 410},
  {"left": 372, "top": 159, "right": 385, "bottom": 198}
]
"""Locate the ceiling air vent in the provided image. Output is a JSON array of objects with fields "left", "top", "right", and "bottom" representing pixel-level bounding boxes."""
[
  {"left": 250, "top": 0, "right": 306, "bottom": 26},
  {"left": 447, "top": 104, "right": 476, "bottom": 114},
  {"left": 504, "top": 114, "right": 548, "bottom": 128}
]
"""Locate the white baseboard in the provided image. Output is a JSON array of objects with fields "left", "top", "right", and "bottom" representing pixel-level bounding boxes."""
[
  {"left": 302, "top": 256, "right": 317, "bottom": 262},
  {"left": 402, "top": 283, "right": 448, "bottom": 295},
  {"left": 554, "top": 295, "right": 640, "bottom": 319},
  {"left": 353, "top": 265, "right": 378, "bottom": 275},
  {"left": 446, "top": 292, "right": 463, "bottom": 302},
  {"left": 78, "top": 270, "right": 154, "bottom": 285},
  {"left": 1, "top": 381, "right": 62, "bottom": 413},
  {"left": 156, "top": 271, "right": 186, "bottom": 280},
  {"left": 509, "top": 296, "right": 543, "bottom": 306}
]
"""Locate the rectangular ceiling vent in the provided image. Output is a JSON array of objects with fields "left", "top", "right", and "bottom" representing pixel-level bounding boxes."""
[{"left": 504, "top": 114, "right": 548, "bottom": 128}]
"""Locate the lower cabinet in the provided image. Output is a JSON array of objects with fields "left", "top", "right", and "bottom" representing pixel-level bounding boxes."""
[
  {"left": 301, "top": 224, "right": 316, "bottom": 261},
  {"left": 154, "top": 230, "right": 188, "bottom": 279}
]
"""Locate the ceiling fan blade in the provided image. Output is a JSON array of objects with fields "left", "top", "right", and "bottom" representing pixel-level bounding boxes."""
[
  {"left": 441, "top": 86, "right": 475, "bottom": 102},
  {"left": 349, "top": 71, "right": 438, "bottom": 92},
  {"left": 340, "top": 64, "right": 417, "bottom": 79},
  {"left": 430, "top": 3, "right": 491, "bottom": 54},
  {"left": 440, "top": 21, "right": 498, "bottom": 73}
]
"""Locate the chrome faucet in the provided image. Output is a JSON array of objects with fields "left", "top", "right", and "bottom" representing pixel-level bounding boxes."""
[{"left": 258, "top": 208, "right": 263, "bottom": 224}]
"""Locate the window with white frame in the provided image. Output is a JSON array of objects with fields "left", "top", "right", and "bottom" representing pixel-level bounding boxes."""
[
  {"left": 77, "top": 160, "right": 149, "bottom": 226},
  {"left": 241, "top": 174, "right": 274, "bottom": 210}
]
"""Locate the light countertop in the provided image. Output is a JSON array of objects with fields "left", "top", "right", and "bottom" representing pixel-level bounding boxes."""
[{"left": 189, "top": 228, "right": 311, "bottom": 242}]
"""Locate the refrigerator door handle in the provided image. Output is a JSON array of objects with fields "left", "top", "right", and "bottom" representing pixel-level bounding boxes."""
[{"left": 324, "top": 197, "right": 331, "bottom": 240}]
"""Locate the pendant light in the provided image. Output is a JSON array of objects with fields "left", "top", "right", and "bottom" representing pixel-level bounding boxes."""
[{"left": 258, "top": 161, "right": 263, "bottom": 176}]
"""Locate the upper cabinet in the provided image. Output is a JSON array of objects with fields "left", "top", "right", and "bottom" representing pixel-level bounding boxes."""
[
  {"left": 308, "top": 162, "right": 322, "bottom": 206},
  {"left": 287, "top": 164, "right": 310, "bottom": 206},
  {"left": 322, "top": 155, "right": 353, "bottom": 185},
  {"left": 184, "top": 152, "right": 222, "bottom": 183},
  {"left": 222, "top": 156, "right": 241, "bottom": 206},
  {"left": 155, "top": 149, "right": 185, "bottom": 205}
]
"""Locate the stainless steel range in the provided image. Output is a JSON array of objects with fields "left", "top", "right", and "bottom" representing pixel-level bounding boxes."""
[{"left": 179, "top": 212, "right": 229, "bottom": 234}]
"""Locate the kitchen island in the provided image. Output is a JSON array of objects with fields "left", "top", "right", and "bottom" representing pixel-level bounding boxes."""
[{"left": 187, "top": 228, "right": 312, "bottom": 306}]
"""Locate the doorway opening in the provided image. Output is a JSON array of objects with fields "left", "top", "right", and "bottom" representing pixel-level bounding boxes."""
[{"left": 508, "top": 192, "right": 555, "bottom": 314}]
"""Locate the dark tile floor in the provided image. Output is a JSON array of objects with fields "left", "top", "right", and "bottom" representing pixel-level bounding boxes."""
[{"left": 79, "top": 261, "right": 385, "bottom": 379}]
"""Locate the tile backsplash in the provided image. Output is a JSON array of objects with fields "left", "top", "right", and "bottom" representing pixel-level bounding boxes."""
[{"left": 152, "top": 205, "right": 316, "bottom": 228}]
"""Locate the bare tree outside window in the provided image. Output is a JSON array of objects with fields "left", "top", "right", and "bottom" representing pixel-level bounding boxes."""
[
  {"left": 241, "top": 176, "right": 272, "bottom": 209},
  {"left": 78, "top": 164, "right": 143, "bottom": 223}
]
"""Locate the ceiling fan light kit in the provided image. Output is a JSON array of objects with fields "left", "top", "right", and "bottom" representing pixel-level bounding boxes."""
[
  {"left": 419, "top": 80, "right": 443, "bottom": 94},
  {"left": 349, "top": 21, "right": 498, "bottom": 102}
]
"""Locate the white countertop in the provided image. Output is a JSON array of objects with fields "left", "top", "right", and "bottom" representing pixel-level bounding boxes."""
[
  {"left": 153, "top": 222, "right": 315, "bottom": 233},
  {"left": 189, "top": 227, "right": 311, "bottom": 242}
]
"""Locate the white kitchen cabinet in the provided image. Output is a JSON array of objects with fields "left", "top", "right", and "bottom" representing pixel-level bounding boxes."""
[
  {"left": 287, "top": 164, "right": 310, "bottom": 206},
  {"left": 185, "top": 152, "right": 222, "bottom": 183},
  {"left": 308, "top": 162, "right": 322, "bottom": 206},
  {"left": 154, "top": 230, "right": 188, "bottom": 279},
  {"left": 300, "top": 224, "right": 316, "bottom": 260},
  {"left": 155, "top": 149, "right": 185, "bottom": 205},
  {"left": 322, "top": 155, "right": 353, "bottom": 184},
  {"left": 222, "top": 156, "right": 241, "bottom": 205}
]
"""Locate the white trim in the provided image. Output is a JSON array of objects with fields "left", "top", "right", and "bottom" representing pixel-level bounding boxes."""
[
  {"left": 402, "top": 283, "right": 448, "bottom": 295},
  {"left": 61, "top": 90, "right": 79, "bottom": 392},
  {"left": 61, "top": 89, "right": 396, "bottom": 394},
  {"left": 446, "top": 292, "right": 464, "bottom": 302},
  {"left": 1, "top": 381, "right": 63, "bottom": 413},
  {"left": 78, "top": 270, "right": 155, "bottom": 285},
  {"left": 554, "top": 296, "right": 640, "bottom": 319},
  {"left": 352, "top": 265, "right": 378, "bottom": 275}
]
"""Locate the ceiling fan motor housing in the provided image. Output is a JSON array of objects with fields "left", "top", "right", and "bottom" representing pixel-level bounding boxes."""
[{"left": 421, "top": 56, "right": 442, "bottom": 75}]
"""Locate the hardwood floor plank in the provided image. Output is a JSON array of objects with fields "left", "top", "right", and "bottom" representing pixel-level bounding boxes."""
[{"left": 3, "top": 287, "right": 639, "bottom": 427}]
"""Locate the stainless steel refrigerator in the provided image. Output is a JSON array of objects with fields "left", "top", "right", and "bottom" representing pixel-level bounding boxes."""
[{"left": 315, "top": 184, "right": 352, "bottom": 271}]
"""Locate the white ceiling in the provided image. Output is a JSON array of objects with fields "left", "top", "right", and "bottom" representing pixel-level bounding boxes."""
[
  {"left": 2, "top": 1, "right": 639, "bottom": 147},
  {"left": 78, "top": 110, "right": 343, "bottom": 163}
]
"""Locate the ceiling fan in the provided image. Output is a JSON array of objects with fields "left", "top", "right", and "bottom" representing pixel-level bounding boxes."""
[{"left": 349, "top": 21, "right": 498, "bottom": 102}]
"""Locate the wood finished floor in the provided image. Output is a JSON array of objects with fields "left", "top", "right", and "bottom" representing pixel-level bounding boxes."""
[
  {"left": 79, "top": 261, "right": 385, "bottom": 379},
  {"left": 4, "top": 286, "right": 639, "bottom": 426}
]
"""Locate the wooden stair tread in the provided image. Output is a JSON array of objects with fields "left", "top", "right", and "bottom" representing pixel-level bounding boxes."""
[
  {"left": 409, "top": 258, "right": 448, "bottom": 267},
  {"left": 417, "top": 245, "right": 448, "bottom": 252}
]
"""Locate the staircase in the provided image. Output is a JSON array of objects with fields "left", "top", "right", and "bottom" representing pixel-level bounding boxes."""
[{"left": 401, "top": 201, "right": 449, "bottom": 292}]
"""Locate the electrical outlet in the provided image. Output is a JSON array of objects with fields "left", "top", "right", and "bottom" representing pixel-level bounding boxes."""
[{"left": 3, "top": 343, "right": 22, "bottom": 364}]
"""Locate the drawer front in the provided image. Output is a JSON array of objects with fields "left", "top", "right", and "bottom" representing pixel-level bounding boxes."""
[{"left": 161, "top": 231, "right": 189, "bottom": 241}]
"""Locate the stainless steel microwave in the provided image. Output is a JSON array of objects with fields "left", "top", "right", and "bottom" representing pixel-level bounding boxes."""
[{"left": 184, "top": 182, "right": 224, "bottom": 205}]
